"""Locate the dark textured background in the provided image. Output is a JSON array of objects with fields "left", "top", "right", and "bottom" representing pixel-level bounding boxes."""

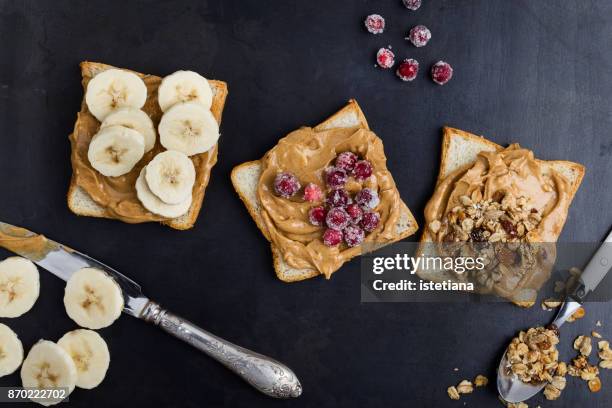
[{"left": 0, "top": 0, "right": 611, "bottom": 407}]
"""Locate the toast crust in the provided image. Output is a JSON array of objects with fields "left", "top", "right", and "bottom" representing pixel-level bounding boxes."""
[
  {"left": 231, "top": 100, "right": 418, "bottom": 282},
  {"left": 67, "top": 61, "right": 228, "bottom": 230}
]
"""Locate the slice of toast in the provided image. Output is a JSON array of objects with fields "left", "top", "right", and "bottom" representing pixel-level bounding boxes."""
[
  {"left": 231, "top": 100, "right": 419, "bottom": 282},
  {"left": 416, "top": 126, "right": 586, "bottom": 284},
  {"left": 67, "top": 61, "right": 228, "bottom": 230}
]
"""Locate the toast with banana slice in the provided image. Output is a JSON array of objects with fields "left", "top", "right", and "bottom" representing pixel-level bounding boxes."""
[
  {"left": 416, "top": 127, "right": 585, "bottom": 304},
  {"left": 67, "top": 61, "right": 228, "bottom": 230},
  {"left": 231, "top": 100, "right": 418, "bottom": 282}
]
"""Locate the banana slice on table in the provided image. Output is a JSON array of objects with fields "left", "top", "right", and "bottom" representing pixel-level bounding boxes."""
[
  {"left": 87, "top": 125, "right": 145, "bottom": 177},
  {"left": 21, "top": 340, "right": 77, "bottom": 406},
  {"left": 0, "top": 323, "right": 23, "bottom": 377},
  {"left": 145, "top": 150, "right": 195, "bottom": 204},
  {"left": 0, "top": 257, "right": 40, "bottom": 318},
  {"left": 158, "top": 102, "right": 219, "bottom": 156},
  {"left": 135, "top": 167, "right": 192, "bottom": 218},
  {"left": 158, "top": 70, "right": 213, "bottom": 112},
  {"left": 85, "top": 68, "right": 147, "bottom": 122},
  {"left": 64, "top": 268, "right": 123, "bottom": 330},
  {"left": 101, "top": 107, "right": 156, "bottom": 153},
  {"left": 57, "top": 329, "right": 110, "bottom": 389}
]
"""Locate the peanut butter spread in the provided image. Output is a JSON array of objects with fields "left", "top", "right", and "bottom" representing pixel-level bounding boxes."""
[
  {"left": 0, "top": 224, "right": 57, "bottom": 261},
  {"left": 424, "top": 144, "right": 571, "bottom": 300},
  {"left": 69, "top": 70, "right": 223, "bottom": 223},
  {"left": 258, "top": 127, "right": 403, "bottom": 278}
]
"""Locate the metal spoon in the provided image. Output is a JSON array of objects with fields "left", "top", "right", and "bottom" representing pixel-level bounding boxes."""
[{"left": 497, "top": 229, "right": 612, "bottom": 403}]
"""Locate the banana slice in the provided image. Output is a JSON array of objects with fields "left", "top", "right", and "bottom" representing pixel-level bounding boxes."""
[
  {"left": 57, "top": 329, "right": 110, "bottom": 389},
  {"left": 135, "top": 167, "right": 192, "bottom": 218},
  {"left": 21, "top": 340, "right": 77, "bottom": 406},
  {"left": 158, "top": 102, "right": 219, "bottom": 156},
  {"left": 0, "top": 257, "right": 40, "bottom": 318},
  {"left": 145, "top": 150, "right": 195, "bottom": 204},
  {"left": 85, "top": 68, "right": 147, "bottom": 121},
  {"left": 63, "top": 268, "right": 124, "bottom": 330},
  {"left": 158, "top": 70, "right": 212, "bottom": 112},
  {"left": 101, "top": 107, "right": 156, "bottom": 153},
  {"left": 0, "top": 323, "right": 23, "bottom": 377},
  {"left": 87, "top": 125, "right": 145, "bottom": 177}
]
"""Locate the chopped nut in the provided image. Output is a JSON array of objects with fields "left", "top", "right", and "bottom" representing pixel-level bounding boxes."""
[
  {"left": 588, "top": 377, "right": 601, "bottom": 392},
  {"left": 474, "top": 374, "right": 488, "bottom": 387},
  {"left": 543, "top": 384, "right": 561, "bottom": 400},
  {"left": 447, "top": 386, "right": 460, "bottom": 400},
  {"left": 573, "top": 335, "right": 592, "bottom": 357},
  {"left": 599, "top": 360, "right": 612, "bottom": 369},
  {"left": 456, "top": 380, "right": 473, "bottom": 394}
]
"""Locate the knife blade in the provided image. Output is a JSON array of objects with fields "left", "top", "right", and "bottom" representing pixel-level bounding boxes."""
[
  {"left": 0, "top": 221, "right": 302, "bottom": 398},
  {"left": 0, "top": 221, "right": 149, "bottom": 317}
]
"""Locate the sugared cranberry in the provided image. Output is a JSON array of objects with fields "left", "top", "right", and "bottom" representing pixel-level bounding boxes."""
[
  {"left": 402, "top": 0, "right": 422, "bottom": 10},
  {"left": 326, "top": 207, "right": 350, "bottom": 230},
  {"left": 396, "top": 58, "right": 419, "bottom": 81},
  {"left": 364, "top": 14, "right": 385, "bottom": 34},
  {"left": 303, "top": 183, "right": 323, "bottom": 202},
  {"left": 353, "top": 160, "right": 373, "bottom": 180},
  {"left": 431, "top": 61, "right": 453, "bottom": 85},
  {"left": 346, "top": 203, "right": 364, "bottom": 224},
  {"left": 323, "top": 228, "right": 343, "bottom": 247},
  {"left": 308, "top": 206, "right": 326, "bottom": 226},
  {"left": 326, "top": 189, "right": 352, "bottom": 208},
  {"left": 360, "top": 211, "right": 380, "bottom": 232},
  {"left": 376, "top": 48, "right": 395, "bottom": 69},
  {"left": 274, "top": 172, "right": 301, "bottom": 198},
  {"left": 325, "top": 167, "right": 348, "bottom": 189},
  {"left": 335, "top": 152, "right": 358, "bottom": 172},
  {"left": 355, "top": 188, "right": 380, "bottom": 209},
  {"left": 408, "top": 25, "right": 431, "bottom": 48},
  {"left": 344, "top": 225, "right": 365, "bottom": 247}
]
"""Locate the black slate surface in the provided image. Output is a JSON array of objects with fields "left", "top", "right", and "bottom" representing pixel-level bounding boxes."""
[{"left": 1, "top": 0, "right": 611, "bottom": 407}]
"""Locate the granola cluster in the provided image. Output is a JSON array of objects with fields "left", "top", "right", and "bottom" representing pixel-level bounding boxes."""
[
  {"left": 506, "top": 327, "right": 560, "bottom": 383},
  {"left": 446, "top": 375, "right": 487, "bottom": 401},
  {"left": 429, "top": 193, "right": 542, "bottom": 243}
]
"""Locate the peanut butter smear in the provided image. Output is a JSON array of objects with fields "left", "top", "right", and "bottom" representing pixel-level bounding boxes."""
[
  {"left": 258, "top": 127, "right": 402, "bottom": 278},
  {"left": 0, "top": 224, "right": 56, "bottom": 261},
  {"left": 69, "top": 68, "right": 223, "bottom": 223},
  {"left": 424, "top": 144, "right": 571, "bottom": 300}
]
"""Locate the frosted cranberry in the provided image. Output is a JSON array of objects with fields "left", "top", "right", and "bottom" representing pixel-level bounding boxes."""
[
  {"left": 274, "top": 172, "right": 301, "bottom": 198},
  {"left": 402, "top": 0, "right": 421, "bottom": 10},
  {"left": 326, "top": 207, "right": 350, "bottom": 230},
  {"left": 360, "top": 211, "right": 380, "bottom": 232},
  {"left": 308, "top": 206, "right": 326, "bottom": 226},
  {"left": 325, "top": 167, "right": 348, "bottom": 189},
  {"left": 364, "top": 14, "right": 385, "bottom": 34},
  {"left": 431, "top": 61, "right": 453, "bottom": 85},
  {"left": 346, "top": 203, "right": 364, "bottom": 224},
  {"left": 326, "top": 189, "right": 352, "bottom": 208},
  {"left": 344, "top": 225, "right": 365, "bottom": 247},
  {"left": 323, "top": 228, "right": 343, "bottom": 247},
  {"left": 355, "top": 188, "right": 380, "bottom": 209},
  {"left": 396, "top": 59, "right": 419, "bottom": 81},
  {"left": 353, "top": 160, "right": 373, "bottom": 180},
  {"left": 335, "top": 152, "right": 358, "bottom": 172},
  {"left": 408, "top": 25, "right": 431, "bottom": 47},
  {"left": 376, "top": 48, "right": 395, "bottom": 69},
  {"left": 303, "top": 183, "right": 323, "bottom": 202}
]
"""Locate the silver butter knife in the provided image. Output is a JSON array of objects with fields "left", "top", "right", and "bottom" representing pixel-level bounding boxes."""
[{"left": 0, "top": 221, "right": 302, "bottom": 399}]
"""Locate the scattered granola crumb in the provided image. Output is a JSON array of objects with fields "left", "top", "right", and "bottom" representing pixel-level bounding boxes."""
[
  {"left": 596, "top": 320, "right": 602, "bottom": 327},
  {"left": 574, "top": 335, "right": 593, "bottom": 357},
  {"left": 556, "top": 361, "right": 567, "bottom": 376},
  {"left": 588, "top": 377, "right": 601, "bottom": 392},
  {"left": 474, "top": 374, "right": 488, "bottom": 387},
  {"left": 543, "top": 383, "right": 561, "bottom": 400},
  {"left": 447, "top": 386, "right": 460, "bottom": 400},
  {"left": 542, "top": 298, "right": 561, "bottom": 310},
  {"left": 456, "top": 380, "right": 473, "bottom": 394},
  {"left": 567, "top": 307, "right": 585, "bottom": 322},
  {"left": 592, "top": 331, "right": 602, "bottom": 339},
  {"left": 508, "top": 403, "right": 529, "bottom": 408},
  {"left": 453, "top": 367, "right": 459, "bottom": 372}
]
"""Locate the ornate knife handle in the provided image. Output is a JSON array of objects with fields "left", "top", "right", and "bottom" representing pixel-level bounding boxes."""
[{"left": 141, "top": 301, "right": 302, "bottom": 398}]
